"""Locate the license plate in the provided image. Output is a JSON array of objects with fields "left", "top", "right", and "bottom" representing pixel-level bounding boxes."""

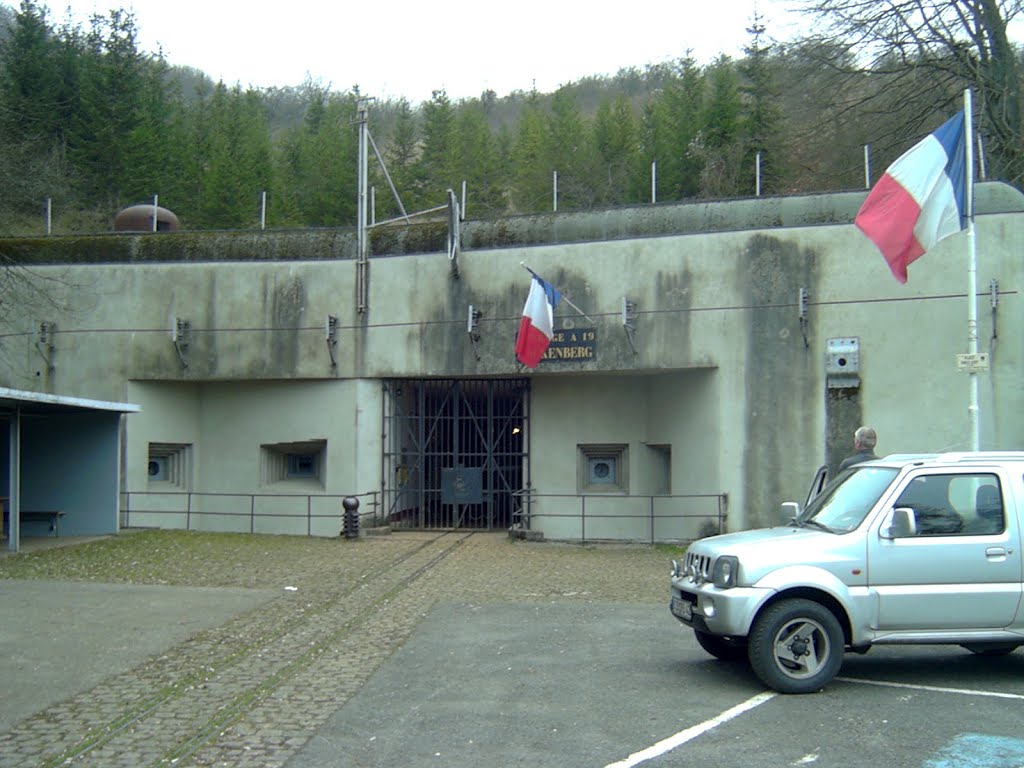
[{"left": 672, "top": 596, "right": 694, "bottom": 621}]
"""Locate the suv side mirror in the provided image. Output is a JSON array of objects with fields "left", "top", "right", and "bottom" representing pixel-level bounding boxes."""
[
  {"left": 780, "top": 501, "right": 800, "bottom": 523},
  {"left": 881, "top": 507, "right": 917, "bottom": 539}
]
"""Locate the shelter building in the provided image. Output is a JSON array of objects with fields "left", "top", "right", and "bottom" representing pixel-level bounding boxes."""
[{"left": 0, "top": 387, "right": 139, "bottom": 552}]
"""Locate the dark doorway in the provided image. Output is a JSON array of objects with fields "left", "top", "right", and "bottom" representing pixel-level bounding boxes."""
[{"left": 382, "top": 379, "right": 529, "bottom": 530}]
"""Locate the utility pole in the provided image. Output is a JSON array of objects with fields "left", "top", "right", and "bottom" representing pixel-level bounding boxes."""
[{"left": 356, "top": 99, "right": 370, "bottom": 313}]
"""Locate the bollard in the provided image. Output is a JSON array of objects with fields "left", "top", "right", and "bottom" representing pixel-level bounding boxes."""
[{"left": 342, "top": 496, "right": 360, "bottom": 539}]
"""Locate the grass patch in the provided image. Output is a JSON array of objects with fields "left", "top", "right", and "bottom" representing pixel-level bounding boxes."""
[{"left": 0, "top": 530, "right": 351, "bottom": 589}]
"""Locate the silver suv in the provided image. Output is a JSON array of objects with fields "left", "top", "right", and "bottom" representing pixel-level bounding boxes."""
[{"left": 669, "top": 452, "right": 1024, "bottom": 694}]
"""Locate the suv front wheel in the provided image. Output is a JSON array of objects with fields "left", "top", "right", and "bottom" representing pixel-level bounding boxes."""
[
  {"left": 748, "top": 599, "right": 844, "bottom": 694},
  {"left": 694, "top": 630, "right": 748, "bottom": 661}
]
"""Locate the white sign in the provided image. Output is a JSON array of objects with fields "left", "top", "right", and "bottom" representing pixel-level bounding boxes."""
[{"left": 956, "top": 353, "right": 990, "bottom": 372}]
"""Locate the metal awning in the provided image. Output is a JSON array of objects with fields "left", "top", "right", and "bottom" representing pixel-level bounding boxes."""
[{"left": 0, "top": 387, "right": 140, "bottom": 415}]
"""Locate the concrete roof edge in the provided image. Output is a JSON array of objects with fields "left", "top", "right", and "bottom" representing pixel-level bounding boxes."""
[{"left": 0, "top": 386, "right": 141, "bottom": 413}]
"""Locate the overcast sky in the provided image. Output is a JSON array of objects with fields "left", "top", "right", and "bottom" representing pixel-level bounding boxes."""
[{"left": 37, "top": 0, "right": 804, "bottom": 103}]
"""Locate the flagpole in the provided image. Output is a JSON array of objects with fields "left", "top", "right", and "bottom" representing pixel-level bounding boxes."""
[
  {"left": 519, "top": 262, "right": 596, "bottom": 323},
  {"left": 965, "top": 88, "right": 980, "bottom": 451}
]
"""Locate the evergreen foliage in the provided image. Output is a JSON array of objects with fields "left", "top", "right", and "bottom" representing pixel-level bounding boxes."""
[{"left": 0, "top": 0, "right": 1022, "bottom": 235}]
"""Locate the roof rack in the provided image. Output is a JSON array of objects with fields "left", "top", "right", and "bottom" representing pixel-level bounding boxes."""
[{"left": 879, "top": 451, "right": 1024, "bottom": 465}]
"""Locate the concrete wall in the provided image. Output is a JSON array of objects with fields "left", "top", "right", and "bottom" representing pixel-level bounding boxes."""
[
  {"left": 124, "top": 380, "right": 380, "bottom": 536},
  {"left": 2, "top": 184, "right": 1022, "bottom": 538},
  {"left": 528, "top": 371, "right": 724, "bottom": 540}
]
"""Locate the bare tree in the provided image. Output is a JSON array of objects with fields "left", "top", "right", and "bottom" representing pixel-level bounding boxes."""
[
  {"left": 794, "top": 0, "right": 1024, "bottom": 185},
  {"left": 0, "top": 244, "right": 83, "bottom": 382}
]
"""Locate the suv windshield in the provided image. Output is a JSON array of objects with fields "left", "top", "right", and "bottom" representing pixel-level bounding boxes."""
[{"left": 797, "top": 465, "right": 899, "bottom": 532}]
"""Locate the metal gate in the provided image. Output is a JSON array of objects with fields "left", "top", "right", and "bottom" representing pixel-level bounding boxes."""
[{"left": 382, "top": 378, "right": 530, "bottom": 530}]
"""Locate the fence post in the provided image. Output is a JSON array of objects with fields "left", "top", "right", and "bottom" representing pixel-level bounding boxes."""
[
  {"left": 250, "top": 496, "right": 255, "bottom": 534},
  {"left": 650, "top": 495, "right": 655, "bottom": 545},
  {"left": 581, "top": 495, "right": 586, "bottom": 544},
  {"left": 307, "top": 495, "right": 312, "bottom": 536},
  {"left": 186, "top": 493, "right": 192, "bottom": 531}
]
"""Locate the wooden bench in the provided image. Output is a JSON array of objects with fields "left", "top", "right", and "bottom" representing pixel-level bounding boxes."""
[{"left": 21, "top": 511, "right": 65, "bottom": 537}]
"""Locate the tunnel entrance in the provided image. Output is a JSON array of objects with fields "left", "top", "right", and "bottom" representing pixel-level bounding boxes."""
[{"left": 382, "top": 378, "right": 530, "bottom": 530}]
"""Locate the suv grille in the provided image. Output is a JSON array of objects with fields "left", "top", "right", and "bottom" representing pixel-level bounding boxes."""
[{"left": 685, "top": 551, "right": 712, "bottom": 582}]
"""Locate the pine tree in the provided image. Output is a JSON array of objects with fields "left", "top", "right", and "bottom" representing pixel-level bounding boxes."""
[
  {"left": 738, "top": 14, "right": 785, "bottom": 195},
  {"left": 510, "top": 90, "right": 550, "bottom": 213},
  {"left": 696, "top": 56, "right": 744, "bottom": 197},
  {"left": 416, "top": 89, "right": 458, "bottom": 209},
  {"left": 122, "top": 53, "right": 191, "bottom": 209},
  {"left": 640, "top": 57, "right": 706, "bottom": 202},
  {"left": 0, "top": 1, "right": 72, "bottom": 217},
  {"left": 68, "top": 9, "right": 150, "bottom": 208},
  {"left": 376, "top": 97, "right": 417, "bottom": 220},
  {"left": 455, "top": 97, "right": 505, "bottom": 217},
  {"left": 544, "top": 86, "right": 598, "bottom": 210},
  {"left": 594, "top": 94, "right": 641, "bottom": 205},
  {"left": 0, "top": 1, "right": 62, "bottom": 144},
  {"left": 191, "top": 83, "right": 275, "bottom": 228}
]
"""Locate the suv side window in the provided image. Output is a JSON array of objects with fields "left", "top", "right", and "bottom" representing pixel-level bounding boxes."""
[
  {"left": 963, "top": 475, "right": 1004, "bottom": 534},
  {"left": 895, "top": 473, "right": 1003, "bottom": 536}
]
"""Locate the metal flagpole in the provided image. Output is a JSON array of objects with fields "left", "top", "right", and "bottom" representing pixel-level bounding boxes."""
[
  {"left": 965, "top": 88, "right": 980, "bottom": 451},
  {"left": 520, "top": 262, "right": 595, "bottom": 323}
]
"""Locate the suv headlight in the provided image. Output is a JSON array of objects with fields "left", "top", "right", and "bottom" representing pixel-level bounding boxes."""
[{"left": 712, "top": 555, "right": 739, "bottom": 589}]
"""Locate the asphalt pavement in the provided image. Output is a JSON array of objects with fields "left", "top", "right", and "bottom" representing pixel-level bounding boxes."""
[{"left": 2, "top": 532, "right": 1024, "bottom": 768}]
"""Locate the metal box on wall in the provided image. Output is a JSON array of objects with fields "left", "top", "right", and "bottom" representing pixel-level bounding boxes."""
[{"left": 826, "top": 338, "right": 860, "bottom": 389}]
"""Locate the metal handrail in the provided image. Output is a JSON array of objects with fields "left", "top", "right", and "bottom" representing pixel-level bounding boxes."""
[
  {"left": 120, "top": 490, "right": 381, "bottom": 536},
  {"left": 120, "top": 488, "right": 725, "bottom": 543},
  {"left": 511, "top": 489, "right": 727, "bottom": 544}
]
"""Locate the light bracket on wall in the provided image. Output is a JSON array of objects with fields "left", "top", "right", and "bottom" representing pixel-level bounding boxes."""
[
  {"left": 325, "top": 314, "right": 339, "bottom": 368},
  {"left": 798, "top": 287, "right": 810, "bottom": 349},
  {"left": 622, "top": 297, "right": 638, "bottom": 354},
  {"left": 171, "top": 317, "right": 190, "bottom": 370},
  {"left": 36, "top": 320, "right": 56, "bottom": 371},
  {"left": 990, "top": 279, "right": 999, "bottom": 341},
  {"left": 467, "top": 304, "right": 482, "bottom": 360}
]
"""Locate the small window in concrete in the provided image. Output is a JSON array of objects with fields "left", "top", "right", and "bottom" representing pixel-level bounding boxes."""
[
  {"left": 578, "top": 444, "right": 628, "bottom": 493},
  {"left": 148, "top": 443, "right": 192, "bottom": 489},
  {"left": 262, "top": 440, "right": 326, "bottom": 487}
]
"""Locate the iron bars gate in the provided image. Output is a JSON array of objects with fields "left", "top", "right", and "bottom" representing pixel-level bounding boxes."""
[{"left": 382, "top": 378, "right": 530, "bottom": 530}]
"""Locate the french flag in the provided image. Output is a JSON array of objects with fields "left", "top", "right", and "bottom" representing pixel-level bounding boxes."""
[
  {"left": 515, "top": 273, "right": 561, "bottom": 368},
  {"left": 855, "top": 112, "right": 967, "bottom": 283}
]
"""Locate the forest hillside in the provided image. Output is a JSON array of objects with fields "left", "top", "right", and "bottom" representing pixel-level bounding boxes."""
[{"left": 1, "top": 0, "right": 1021, "bottom": 235}]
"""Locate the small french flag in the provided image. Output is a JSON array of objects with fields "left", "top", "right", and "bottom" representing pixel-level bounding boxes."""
[
  {"left": 515, "top": 273, "right": 561, "bottom": 368},
  {"left": 855, "top": 112, "right": 967, "bottom": 283}
]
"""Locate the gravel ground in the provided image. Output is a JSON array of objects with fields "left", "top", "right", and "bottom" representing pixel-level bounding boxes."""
[
  {"left": 0, "top": 529, "right": 685, "bottom": 768},
  {"left": 0, "top": 529, "right": 680, "bottom": 602}
]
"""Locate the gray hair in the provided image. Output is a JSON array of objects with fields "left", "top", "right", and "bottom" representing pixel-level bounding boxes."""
[{"left": 855, "top": 426, "right": 877, "bottom": 450}]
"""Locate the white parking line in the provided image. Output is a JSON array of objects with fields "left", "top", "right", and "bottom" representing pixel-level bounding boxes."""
[
  {"left": 603, "top": 691, "right": 777, "bottom": 768},
  {"left": 836, "top": 677, "right": 1024, "bottom": 700},
  {"left": 604, "top": 676, "right": 1023, "bottom": 768}
]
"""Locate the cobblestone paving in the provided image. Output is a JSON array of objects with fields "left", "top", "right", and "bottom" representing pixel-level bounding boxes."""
[{"left": 0, "top": 531, "right": 676, "bottom": 767}]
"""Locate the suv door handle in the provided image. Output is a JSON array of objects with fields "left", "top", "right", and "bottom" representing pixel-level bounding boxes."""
[{"left": 986, "top": 547, "right": 1008, "bottom": 560}]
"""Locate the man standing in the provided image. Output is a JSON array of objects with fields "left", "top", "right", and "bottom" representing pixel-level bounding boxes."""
[{"left": 839, "top": 426, "right": 879, "bottom": 471}]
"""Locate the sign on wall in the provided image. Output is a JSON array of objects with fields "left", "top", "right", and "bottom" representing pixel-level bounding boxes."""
[
  {"left": 541, "top": 328, "right": 596, "bottom": 363},
  {"left": 441, "top": 466, "right": 483, "bottom": 504}
]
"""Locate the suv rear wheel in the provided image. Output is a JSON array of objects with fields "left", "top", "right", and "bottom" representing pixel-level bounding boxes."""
[
  {"left": 961, "top": 642, "right": 1020, "bottom": 656},
  {"left": 748, "top": 599, "right": 843, "bottom": 694}
]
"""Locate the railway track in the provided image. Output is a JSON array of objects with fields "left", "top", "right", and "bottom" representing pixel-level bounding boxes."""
[{"left": 0, "top": 532, "right": 472, "bottom": 768}]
